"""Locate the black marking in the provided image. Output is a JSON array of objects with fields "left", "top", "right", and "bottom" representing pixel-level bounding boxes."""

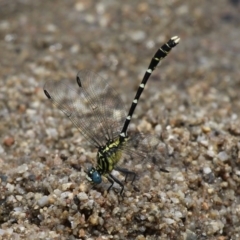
[
  {"left": 160, "top": 168, "right": 169, "bottom": 173},
  {"left": 76, "top": 76, "right": 82, "bottom": 87},
  {"left": 43, "top": 89, "right": 51, "bottom": 99}
]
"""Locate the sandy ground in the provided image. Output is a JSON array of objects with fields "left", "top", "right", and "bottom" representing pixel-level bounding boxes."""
[{"left": 0, "top": 0, "right": 240, "bottom": 239}]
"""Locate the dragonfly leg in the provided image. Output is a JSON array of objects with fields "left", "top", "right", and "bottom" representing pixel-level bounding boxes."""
[
  {"left": 108, "top": 173, "right": 124, "bottom": 195},
  {"left": 115, "top": 167, "right": 136, "bottom": 184}
]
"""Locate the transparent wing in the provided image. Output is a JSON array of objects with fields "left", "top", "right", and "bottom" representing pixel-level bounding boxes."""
[
  {"left": 43, "top": 70, "right": 126, "bottom": 147},
  {"left": 117, "top": 131, "right": 170, "bottom": 172}
]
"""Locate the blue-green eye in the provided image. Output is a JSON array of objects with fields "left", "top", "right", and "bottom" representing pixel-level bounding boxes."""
[
  {"left": 87, "top": 167, "right": 102, "bottom": 184},
  {"left": 91, "top": 171, "right": 102, "bottom": 184}
]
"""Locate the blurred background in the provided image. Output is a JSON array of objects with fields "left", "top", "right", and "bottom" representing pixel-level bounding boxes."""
[
  {"left": 0, "top": 0, "right": 240, "bottom": 239},
  {"left": 0, "top": 0, "right": 239, "bottom": 161}
]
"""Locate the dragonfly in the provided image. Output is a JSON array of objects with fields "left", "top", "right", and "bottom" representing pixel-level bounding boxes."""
[{"left": 43, "top": 36, "right": 180, "bottom": 195}]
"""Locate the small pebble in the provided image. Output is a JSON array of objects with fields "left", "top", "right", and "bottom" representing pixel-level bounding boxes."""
[
  {"left": 203, "top": 167, "right": 212, "bottom": 174},
  {"left": 163, "top": 218, "right": 175, "bottom": 224},
  {"left": 217, "top": 151, "right": 229, "bottom": 161},
  {"left": 37, "top": 196, "right": 49, "bottom": 207},
  {"left": 17, "top": 164, "right": 29, "bottom": 174},
  {"left": 62, "top": 183, "right": 72, "bottom": 191},
  {"left": 6, "top": 183, "right": 15, "bottom": 192},
  {"left": 3, "top": 137, "right": 14, "bottom": 147},
  {"left": 77, "top": 192, "right": 88, "bottom": 201}
]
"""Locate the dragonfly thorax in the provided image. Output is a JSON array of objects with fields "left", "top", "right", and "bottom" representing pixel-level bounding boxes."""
[
  {"left": 97, "top": 138, "right": 124, "bottom": 174},
  {"left": 87, "top": 138, "right": 127, "bottom": 184}
]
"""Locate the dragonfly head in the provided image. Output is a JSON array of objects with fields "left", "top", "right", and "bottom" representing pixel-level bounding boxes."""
[{"left": 86, "top": 167, "right": 102, "bottom": 184}]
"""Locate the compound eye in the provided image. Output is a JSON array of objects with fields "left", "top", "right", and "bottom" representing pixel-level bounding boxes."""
[{"left": 92, "top": 171, "right": 102, "bottom": 184}]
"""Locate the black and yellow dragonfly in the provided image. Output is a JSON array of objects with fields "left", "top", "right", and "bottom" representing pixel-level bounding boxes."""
[{"left": 43, "top": 36, "right": 180, "bottom": 195}]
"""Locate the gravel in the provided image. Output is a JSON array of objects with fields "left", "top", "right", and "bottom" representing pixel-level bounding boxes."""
[{"left": 0, "top": 0, "right": 240, "bottom": 239}]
